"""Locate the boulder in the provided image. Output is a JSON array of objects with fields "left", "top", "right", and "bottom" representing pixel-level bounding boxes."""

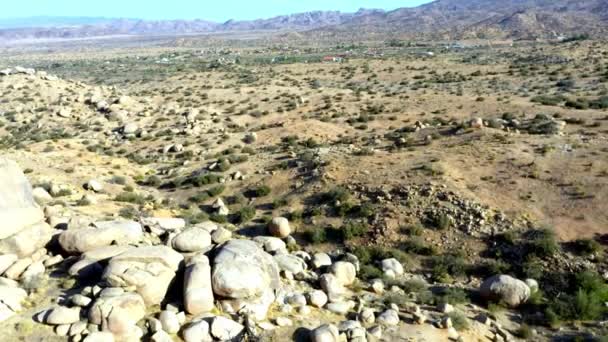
[
  {"left": 102, "top": 246, "right": 184, "bottom": 305},
  {"left": 59, "top": 220, "right": 143, "bottom": 254},
  {"left": 377, "top": 309, "right": 400, "bottom": 326},
  {"left": 268, "top": 217, "right": 291, "bottom": 238},
  {"left": 44, "top": 306, "right": 82, "bottom": 325},
  {"left": 68, "top": 246, "right": 131, "bottom": 277},
  {"left": 480, "top": 274, "right": 530, "bottom": 307},
  {"left": 330, "top": 261, "right": 356, "bottom": 286},
  {"left": 184, "top": 255, "right": 215, "bottom": 315},
  {"left": 141, "top": 217, "right": 186, "bottom": 235},
  {"left": 310, "top": 324, "right": 340, "bottom": 342},
  {"left": 83, "top": 332, "right": 115, "bottom": 342},
  {"left": 381, "top": 258, "right": 404, "bottom": 278},
  {"left": 32, "top": 187, "right": 53, "bottom": 205},
  {"left": 182, "top": 320, "right": 212, "bottom": 342},
  {"left": 172, "top": 227, "right": 212, "bottom": 253},
  {"left": 0, "top": 254, "right": 18, "bottom": 275},
  {"left": 159, "top": 310, "right": 180, "bottom": 334},
  {"left": 211, "top": 239, "right": 280, "bottom": 299},
  {"left": 311, "top": 253, "right": 332, "bottom": 269},
  {"left": 88, "top": 292, "right": 146, "bottom": 338},
  {"left": 0, "top": 158, "right": 52, "bottom": 258},
  {"left": 307, "top": 290, "right": 328, "bottom": 308},
  {"left": 86, "top": 180, "right": 104, "bottom": 192},
  {"left": 274, "top": 254, "right": 306, "bottom": 275},
  {"left": 210, "top": 316, "right": 244, "bottom": 341},
  {"left": 319, "top": 273, "right": 346, "bottom": 302},
  {"left": 0, "top": 286, "right": 27, "bottom": 322}
]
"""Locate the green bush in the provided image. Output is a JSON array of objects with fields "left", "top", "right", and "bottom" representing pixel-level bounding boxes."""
[
  {"left": 114, "top": 192, "right": 147, "bottom": 205},
  {"left": 437, "top": 287, "right": 470, "bottom": 305},
  {"left": 341, "top": 221, "right": 369, "bottom": 241},
  {"left": 526, "top": 228, "right": 560, "bottom": 259},
  {"left": 253, "top": 185, "right": 271, "bottom": 197},
  {"left": 430, "top": 254, "right": 469, "bottom": 283},
  {"left": 547, "top": 271, "right": 608, "bottom": 323},
  {"left": 306, "top": 227, "right": 328, "bottom": 244},
  {"left": 237, "top": 206, "right": 256, "bottom": 223},
  {"left": 359, "top": 264, "right": 384, "bottom": 280},
  {"left": 119, "top": 206, "right": 138, "bottom": 219},
  {"left": 448, "top": 311, "right": 469, "bottom": 331},
  {"left": 572, "top": 239, "right": 602, "bottom": 256},
  {"left": 323, "top": 186, "right": 350, "bottom": 203},
  {"left": 515, "top": 324, "right": 533, "bottom": 339},
  {"left": 207, "top": 185, "right": 226, "bottom": 197}
]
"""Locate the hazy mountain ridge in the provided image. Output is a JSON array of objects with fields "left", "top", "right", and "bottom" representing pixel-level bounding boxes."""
[{"left": 0, "top": 0, "right": 606, "bottom": 42}]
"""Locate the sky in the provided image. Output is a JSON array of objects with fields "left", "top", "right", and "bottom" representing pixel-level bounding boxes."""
[{"left": 0, "top": 0, "right": 433, "bottom": 22}]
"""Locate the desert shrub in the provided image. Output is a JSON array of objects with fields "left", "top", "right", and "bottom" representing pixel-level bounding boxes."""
[
  {"left": 190, "top": 173, "right": 221, "bottom": 187},
  {"left": 430, "top": 254, "right": 469, "bottom": 283},
  {"left": 531, "top": 95, "right": 565, "bottom": 106},
  {"left": 114, "top": 192, "right": 147, "bottom": 205},
  {"left": 359, "top": 264, "right": 384, "bottom": 280},
  {"left": 351, "top": 245, "right": 410, "bottom": 266},
  {"left": 401, "top": 279, "right": 428, "bottom": 294},
  {"left": 76, "top": 197, "right": 92, "bottom": 206},
  {"left": 514, "top": 324, "right": 533, "bottom": 340},
  {"left": 110, "top": 175, "right": 127, "bottom": 185},
  {"left": 142, "top": 175, "right": 162, "bottom": 187},
  {"left": 401, "top": 224, "right": 424, "bottom": 236},
  {"left": 526, "top": 228, "right": 560, "bottom": 259},
  {"left": 322, "top": 187, "right": 350, "bottom": 203},
  {"left": 271, "top": 197, "right": 288, "bottom": 209},
  {"left": 341, "top": 221, "right": 369, "bottom": 241},
  {"left": 236, "top": 206, "right": 256, "bottom": 223},
  {"left": 572, "top": 238, "right": 602, "bottom": 256},
  {"left": 437, "top": 287, "right": 470, "bottom": 305},
  {"left": 522, "top": 258, "right": 545, "bottom": 280},
  {"left": 179, "top": 210, "right": 209, "bottom": 224},
  {"left": 547, "top": 271, "right": 608, "bottom": 323},
  {"left": 305, "top": 227, "right": 328, "bottom": 244},
  {"left": 400, "top": 237, "right": 437, "bottom": 256},
  {"left": 209, "top": 213, "right": 228, "bottom": 223},
  {"left": 119, "top": 206, "right": 138, "bottom": 219},
  {"left": 448, "top": 311, "right": 469, "bottom": 331},
  {"left": 207, "top": 185, "right": 226, "bottom": 197},
  {"left": 425, "top": 212, "right": 452, "bottom": 230},
  {"left": 252, "top": 185, "right": 271, "bottom": 197},
  {"left": 55, "top": 189, "right": 72, "bottom": 197}
]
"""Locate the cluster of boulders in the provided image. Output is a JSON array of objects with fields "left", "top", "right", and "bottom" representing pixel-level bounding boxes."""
[
  {"left": 467, "top": 115, "right": 567, "bottom": 136},
  {"left": 0, "top": 156, "right": 541, "bottom": 342}
]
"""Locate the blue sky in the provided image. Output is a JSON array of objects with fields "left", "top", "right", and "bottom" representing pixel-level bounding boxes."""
[{"left": 1, "top": 0, "right": 433, "bottom": 21}]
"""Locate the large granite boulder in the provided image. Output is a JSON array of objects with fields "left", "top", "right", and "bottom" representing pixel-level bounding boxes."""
[
  {"left": 184, "top": 254, "right": 214, "bottom": 315},
  {"left": 102, "top": 246, "right": 183, "bottom": 305},
  {"left": 0, "top": 158, "right": 53, "bottom": 257},
  {"left": 58, "top": 220, "right": 143, "bottom": 254},
  {"left": 480, "top": 274, "right": 531, "bottom": 307},
  {"left": 211, "top": 239, "right": 280, "bottom": 299}
]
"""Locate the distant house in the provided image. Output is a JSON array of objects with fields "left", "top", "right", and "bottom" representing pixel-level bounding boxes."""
[{"left": 323, "top": 55, "right": 345, "bottom": 63}]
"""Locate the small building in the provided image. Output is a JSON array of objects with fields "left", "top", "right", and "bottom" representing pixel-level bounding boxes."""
[{"left": 322, "top": 55, "right": 345, "bottom": 63}]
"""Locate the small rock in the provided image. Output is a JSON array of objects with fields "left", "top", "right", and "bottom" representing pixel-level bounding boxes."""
[
  {"left": 210, "top": 316, "right": 244, "bottom": 341},
  {"left": 159, "top": 310, "right": 181, "bottom": 334},
  {"left": 377, "top": 309, "right": 399, "bottom": 326}
]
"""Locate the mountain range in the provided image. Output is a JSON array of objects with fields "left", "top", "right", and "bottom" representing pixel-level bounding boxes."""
[{"left": 0, "top": 0, "right": 606, "bottom": 42}]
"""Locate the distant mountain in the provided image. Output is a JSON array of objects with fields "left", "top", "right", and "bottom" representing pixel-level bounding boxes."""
[
  {"left": 0, "top": 1, "right": 606, "bottom": 42},
  {"left": 310, "top": 0, "right": 608, "bottom": 40},
  {"left": 0, "top": 16, "right": 123, "bottom": 29},
  {"left": 0, "top": 9, "right": 387, "bottom": 42}
]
